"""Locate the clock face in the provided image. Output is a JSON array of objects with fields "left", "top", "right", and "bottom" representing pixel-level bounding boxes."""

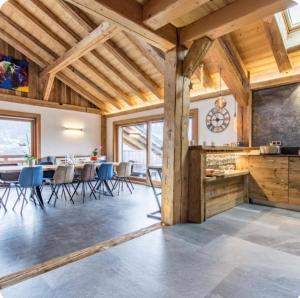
[{"left": 206, "top": 108, "right": 230, "bottom": 133}]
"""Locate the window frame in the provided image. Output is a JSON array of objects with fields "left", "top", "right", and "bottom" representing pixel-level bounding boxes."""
[
  {"left": 283, "top": 8, "right": 300, "bottom": 33},
  {"left": 0, "top": 109, "right": 41, "bottom": 162},
  {"left": 112, "top": 109, "right": 198, "bottom": 183}
]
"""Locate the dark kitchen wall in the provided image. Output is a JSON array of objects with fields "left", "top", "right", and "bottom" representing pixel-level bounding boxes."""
[{"left": 252, "top": 83, "right": 300, "bottom": 147}]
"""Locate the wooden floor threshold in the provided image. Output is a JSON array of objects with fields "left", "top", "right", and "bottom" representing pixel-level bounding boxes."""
[{"left": 0, "top": 223, "right": 162, "bottom": 289}]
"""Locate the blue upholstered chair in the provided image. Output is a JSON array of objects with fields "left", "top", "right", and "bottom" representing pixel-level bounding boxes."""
[
  {"left": 13, "top": 166, "right": 43, "bottom": 213},
  {"left": 94, "top": 163, "right": 114, "bottom": 197}
]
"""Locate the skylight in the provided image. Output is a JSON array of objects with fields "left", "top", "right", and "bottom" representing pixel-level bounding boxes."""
[{"left": 285, "top": 5, "right": 300, "bottom": 32}]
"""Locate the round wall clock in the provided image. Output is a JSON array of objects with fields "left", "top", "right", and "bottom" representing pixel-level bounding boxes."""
[{"left": 206, "top": 107, "right": 230, "bottom": 133}]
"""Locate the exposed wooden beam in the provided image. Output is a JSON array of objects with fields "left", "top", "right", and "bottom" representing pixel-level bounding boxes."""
[
  {"left": 162, "top": 45, "right": 190, "bottom": 225},
  {"left": 40, "top": 22, "right": 118, "bottom": 78},
  {"left": 63, "top": 0, "right": 176, "bottom": 51},
  {"left": 143, "top": 0, "right": 210, "bottom": 30},
  {"left": 6, "top": 0, "right": 114, "bottom": 112},
  {"left": 0, "top": 91, "right": 101, "bottom": 115},
  {"left": 124, "top": 32, "right": 165, "bottom": 75},
  {"left": 194, "top": 64, "right": 215, "bottom": 89},
  {"left": 104, "top": 40, "right": 163, "bottom": 99},
  {"left": 263, "top": 16, "right": 292, "bottom": 73},
  {"left": 54, "top": 1, "right": 150, "bottom": 103},
  {"left": 183, "top": 37, "right": 212, "bottom": 78},
  {"left": 251, "top": 73, "right": 300, "bottom": 90},
  {"left": 42, "top": 73, "right": 55, "bottom": 101},
  {"left": 180, "top": 0, "right": 296, "bottom": 44},
  {"left": 208, "top": 37, "right": 249, "bottom": 106}
]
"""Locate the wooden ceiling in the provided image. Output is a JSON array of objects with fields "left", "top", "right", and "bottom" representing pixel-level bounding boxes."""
[{"left": 0, "top": 0, "right": 298, "bottom": 115}]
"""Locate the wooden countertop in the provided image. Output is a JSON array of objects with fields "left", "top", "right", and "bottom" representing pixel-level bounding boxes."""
[{"left": 204, "top": 169, "right": 249, "bottom": 182}]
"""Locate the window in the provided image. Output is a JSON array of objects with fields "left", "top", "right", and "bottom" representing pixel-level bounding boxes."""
[
  {"left": 0, "top": 110, "right": 40, "bottom": 163},
  {"left": 0, "top": 118, "right": 32, "bottom": 156},
  {"left": 284, "top": 5, "right": 300, "bottom": 32},
  {"left": 114, "top": 110, "right": 198, "bottom": 182}
]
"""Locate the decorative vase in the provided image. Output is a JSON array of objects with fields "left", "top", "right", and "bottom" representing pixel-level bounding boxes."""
[{"left": 91, "top": 156, "right": 98, "bottom": 161}]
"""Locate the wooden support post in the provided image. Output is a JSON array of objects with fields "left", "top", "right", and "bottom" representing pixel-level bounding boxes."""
[
  {"left": 237, "top": 92, "right": 252, "bottom": 146},
  {"left": 162, "top": 46, "right": 190, "bottom": 225}
]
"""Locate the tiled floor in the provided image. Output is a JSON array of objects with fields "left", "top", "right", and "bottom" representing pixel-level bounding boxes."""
[
  {"left": 0, "top": 183, "right": 158, "bottom": 277},
  {"left": 2, "top": 204, "right": 300, "bottom": 298}
]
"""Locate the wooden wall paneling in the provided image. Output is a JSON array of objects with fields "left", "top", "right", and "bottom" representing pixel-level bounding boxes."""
[
  {"left": 188, "top": 150, "right": 205, "bottom": 223},
  {"left": 288, "top": 157, "right": 300, "bottom": 205},
  {"left": 249, "top": 156, "right": 289, "bottom": 203}
]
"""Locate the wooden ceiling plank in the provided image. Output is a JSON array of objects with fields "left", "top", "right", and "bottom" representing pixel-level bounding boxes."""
[
  {"left": 208, "top": 38, "right": 249, "bottom": 106},
  {"left": 80, "top": 58, "right": 136, "bottom": 106},
  {"left": 263, "top": 16, "right": 292, "bottom": 73},
  {"left": 40, "top": 22, "right": 118, "bottom": 77},
  {"left": 183, "top": 37, "right": 212, "bottom": 78},
  {"left": 194, "top": 64, "right": 214, "bottom": 89},
  {"left": 179, "top": 0, "right": 296, "bottom": 43},
  {"left": 143, "top": 0, "right": 211, "bottom": 30},
  {"left": 91, "top": 50, "right": 149, "bottom": 102},
  {"left": 62, "top": 0, "right": 176, "bottom": 51},
  {"left": 43, "top": 73, "right": 55, "bottom": 101},
  {"left": 104, "top": 40, "right": 163, "bottom": 100},
  {"left": 0, "top": 22, "right": 111, "bottom": 111},
  {"left": 64, "top": 68, "right": 125, "bottom": 110},
  {"left": 124, "top": 32, "right": 165, "bottom": 75},
  {"left": 49, "top": 1, "right": 147, "bottom": 104}
]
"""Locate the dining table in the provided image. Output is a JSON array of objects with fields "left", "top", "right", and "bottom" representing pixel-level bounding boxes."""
[{"left": 0, "top": 162, "right": 119, "bottom": 207}]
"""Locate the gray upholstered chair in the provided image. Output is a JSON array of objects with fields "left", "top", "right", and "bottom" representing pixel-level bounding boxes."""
[
  {"left": 113, "top": 162, "right": 134, "bottom": 195},
  {"left": 48, "top": 165, "right": 75, "bottom": 207},
  {"left": 72, "top": 163, "right": 97, "bottom": 203}
]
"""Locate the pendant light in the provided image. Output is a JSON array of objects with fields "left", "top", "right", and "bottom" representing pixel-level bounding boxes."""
[{"left": 215, "top": 67, "right": 226, "bottom": 110}]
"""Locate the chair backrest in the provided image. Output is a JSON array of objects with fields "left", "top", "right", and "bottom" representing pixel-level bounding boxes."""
[
  {"left": 96, "top": 163, "right": 113, "bottom": 180},
  {"left": 81, "top": 163, "right": 96, "bottom": 182},
  {"left": 116, "top": 162, "right": 132, "bottom": 177},
  {"left": 53, "top": 165, "right": 74, "bottom": 184},
  {"left": 39, "top": 161, "right": 53, "bottom": 165},
  {"left": 18, "top": 166, "right": 43, "bottom": 188}
]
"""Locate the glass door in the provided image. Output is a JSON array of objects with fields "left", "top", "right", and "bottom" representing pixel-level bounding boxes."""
[{"left": 121, "top": 123, "right": 147, "bottom": 179}]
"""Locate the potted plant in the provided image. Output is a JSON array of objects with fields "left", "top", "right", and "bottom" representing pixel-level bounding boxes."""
[
  {"left": 25, "top": 154, "right": 36, "bottom": 167},
  {"left": 91, "top": 148, "right": 98, "bottom": 161}
]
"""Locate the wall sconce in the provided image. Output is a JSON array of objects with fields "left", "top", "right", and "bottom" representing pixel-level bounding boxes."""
[{"left": 64, "top": 127, "right": 84, "bottom": 132}]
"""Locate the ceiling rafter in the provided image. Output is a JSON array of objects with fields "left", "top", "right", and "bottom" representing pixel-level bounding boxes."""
[
  {"left": 208, "top": 35, "right": 250, "bottom": 106},
  {"left": 179, "top": 0, "right": 296, "bottom": 44},
  {"left": 263, "top": 16, "right": 292, "bottom": 73},
  {"left": 62, "top": 0, "right": 176, "bottom": 51},
  {"left": 194, "top": 64, "right": 215, "bottom": 89},
  {"left": 40, "top": 21, "right": 118, "bottom": 78},
  {"left": 57, "top": 1, "right": 158, "bottom": 102},
  {"left": 123, "top": 32, "right": 165, "bottom": 75},
  {"left": 104, "top": 40, "right": 163, "bottom": 100},
  {"left": 143, "top": 0, "right": 211, "bottom": 30},
  {"left": 32, "top": 0, "right": 142, "bottom": 106},
  {"left": 0, "top": 27, "right": 111, "bottom": 112},
  {"left": 6, "top": 0, "right": 121, "bottom": 111}
]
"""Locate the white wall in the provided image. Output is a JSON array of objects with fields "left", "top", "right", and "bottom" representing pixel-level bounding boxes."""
[
  {"left": 0, "top": 101, "right": 101, "bottom": 157},
  {"left": 106, "top": 95, "right": 237, "bottom": 161}
]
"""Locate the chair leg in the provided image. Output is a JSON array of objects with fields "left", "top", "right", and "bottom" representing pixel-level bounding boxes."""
[
  {"left": 48, "top": 184, "right": 57, "bottom": 204},
  {"left": 54, "top": 185, "right": 61, "bottom": 207},
  {"left": 87, "top": 182, "right": 97, "bottom": 200},
  {"left": 13, "top": 186, "right": 23, "bottom": 211},
  {"left": 64, "top": 184, "right": 74, "bottom": 204},
  {"left": 104, "top": 180, "right": 114, "bottom": 197},
  {"left": 71, "top": 182, "right": 81, "bottom": 201},
  {"left": 124, "top": 178, "right": 133, "bottom": 194},
  {"left": 127, "top": 178, "right": 134, "bottom": 191}
]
